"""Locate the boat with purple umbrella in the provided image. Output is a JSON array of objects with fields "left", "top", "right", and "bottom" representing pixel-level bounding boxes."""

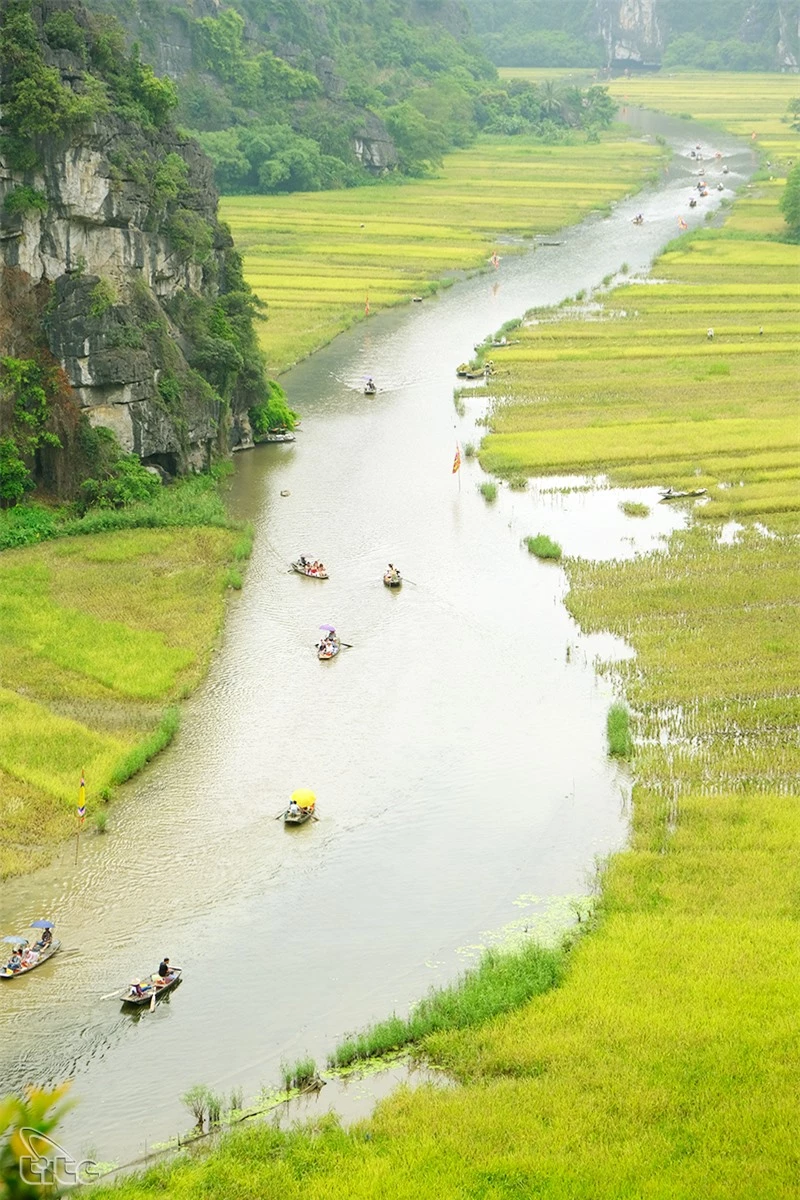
[{"left": 316, "top": 625, "right": 341, "bottom": 660}]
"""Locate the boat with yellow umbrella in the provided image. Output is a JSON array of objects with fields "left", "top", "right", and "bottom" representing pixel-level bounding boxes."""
[{"left": 284, "top": 789, "right": 317, "bottom": 826}]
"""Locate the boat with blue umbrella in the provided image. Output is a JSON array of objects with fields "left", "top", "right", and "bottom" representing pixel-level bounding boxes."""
[{"left": 0, "top": 920, "right": 60, "bottom": 978}]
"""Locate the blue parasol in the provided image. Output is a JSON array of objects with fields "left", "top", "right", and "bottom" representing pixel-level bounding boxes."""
[
  {"left": 30, "top": 919, "right": 54, "bottom": 929},
  {"left": 319, "top": 624, "right": 336, "bottom": 632},
  {"left": 2, "top": 935, "right": 28, "bottom": 944}
]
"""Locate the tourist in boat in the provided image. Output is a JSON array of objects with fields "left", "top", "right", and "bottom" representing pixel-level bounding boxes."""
[
  {"left": 157, "top": 957, "right": 171, "bottom": 983},
  {"left": 317, "top": 562, "right": 325, "bottom": 575},
  {"left": 129, "top": 978, "right": 146, "bottom": 998},
  {"left": 39, "top": 926, "right": 52, "bottom": 948},
  {"left": 288, "top": 799, "right": 300, "bottom": 817},
  {"left": 5, "top": 948, "right": 23, "bottom": 973},
  {"left": 21, "top": 947, "right": 39, "bottom": 969},
  {"left": 299, "top": 555, "right": 307, "bottom": 568}
]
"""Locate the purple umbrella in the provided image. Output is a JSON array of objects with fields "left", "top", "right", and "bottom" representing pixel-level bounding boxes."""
[
  {"left": 30, "top": 920, "right": 54, "bottom": 930},
  {"left": 319, "top": 624, "right": 336, "bottom": 632}
]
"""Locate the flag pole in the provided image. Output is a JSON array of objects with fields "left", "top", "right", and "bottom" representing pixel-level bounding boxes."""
[{"left": 76, "top": 769, "right": 86, "bottom": 865}]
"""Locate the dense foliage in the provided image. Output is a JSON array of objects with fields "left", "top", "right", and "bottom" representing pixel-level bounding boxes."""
[{"left": 0, "top": 0, "right": 177, "bottom": 168}]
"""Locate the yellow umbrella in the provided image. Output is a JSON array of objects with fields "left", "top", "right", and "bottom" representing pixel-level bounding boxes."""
[{"left": 291, "top": 789, "right": 316, "bottom": 808}]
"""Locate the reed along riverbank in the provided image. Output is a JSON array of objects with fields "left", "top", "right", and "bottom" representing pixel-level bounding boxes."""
[
  {"left": 85, "top": 72, "right": 799, "bottom": 1199},
  {"left": 221, "top": 133, "right": 666, "bottom": 373},
  {"left": 0, "top": 483, "right": 250, "bottom": 879}
]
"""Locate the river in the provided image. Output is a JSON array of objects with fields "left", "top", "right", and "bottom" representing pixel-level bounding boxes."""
[{"left": 0, "top": 111, "right": 753, "bottom": 1169}]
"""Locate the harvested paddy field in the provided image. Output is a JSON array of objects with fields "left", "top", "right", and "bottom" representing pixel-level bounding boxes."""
[
  {"left": 0, "top": 527, "right": 238, "bottom": 877},
  {"left": 221, "top": 136, "right": 665, "bottom": 372}
]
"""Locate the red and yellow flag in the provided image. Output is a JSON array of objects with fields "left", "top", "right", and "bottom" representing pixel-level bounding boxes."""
[{"left": 452, "top": 444, "right": 461, "bottom": 474}]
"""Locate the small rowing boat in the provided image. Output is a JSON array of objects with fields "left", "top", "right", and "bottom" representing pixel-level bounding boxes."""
[
  {"left": 259, "top": 430, "right": 296, "bottom": 443},
  {"left": 364, "top": 381, "right": 377, "bottom": 395},
  {"left": 660, "top": 487, "right": 707, "bottom": 501},
  {"left": 317, "top": 635, "right": 340, "bottom": 660},
  {"left": 121, "top": 969, "right": 182, "bottom": 1007},
  {"left": 383, "top": 570, "right": 402, "bottom": 588},
  {"left": 0, "top": 940, "right": 60, "bottom": 978},
  {"left": 284, "top": 806, "right": 314, "bottom": 825},
  {"left": 1, "top": 919, "right": 60, "bottom": 978},
  {"left": 292, "top": 560, "right": 328, "bottom": 579}
]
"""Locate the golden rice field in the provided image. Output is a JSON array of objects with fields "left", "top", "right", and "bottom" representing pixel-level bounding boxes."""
[
  {"left": 221, "top": 136, "right": 666, "bottom": 372},
  {"left": 95, "top": 73, "right": 800, "bottom": 1200},
  {"left": 0, "top": 528, "right": 237, "bottom": 878}
]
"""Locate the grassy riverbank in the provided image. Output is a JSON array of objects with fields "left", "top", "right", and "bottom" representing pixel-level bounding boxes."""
[
  {"left": 87, "top": 73, "right": 799, "bottom": 1199},
  {"left": 221, "top": 134, "right": 666, "bottom": 372},
  {"left": 0, "top": 514, "right": 244, "bottom": 878}
]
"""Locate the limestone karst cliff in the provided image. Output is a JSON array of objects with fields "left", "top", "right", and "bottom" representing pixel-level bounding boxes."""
[{"left": 0, "top": 0, "right": 282, "bottom": 497}]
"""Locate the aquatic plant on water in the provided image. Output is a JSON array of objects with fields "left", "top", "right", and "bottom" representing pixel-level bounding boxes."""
[{"left": 524, "top": 534, "right": 562, "bottom": 561}]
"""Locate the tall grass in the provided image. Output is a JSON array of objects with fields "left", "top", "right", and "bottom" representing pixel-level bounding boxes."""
[
  {"left": 329, "top": 941, "right": 563, "bottom": 1069},
  {"left": 478, "top": 481, "right": 497, "bottom": 502},
  {"left": 606, "top": 703, "right": 632, "bottom": 758},
  {"left": 280, "top": 1058, "right": 318, "bottom": 1091},
  {"left": 110, "top": 706, "right": 180, "bottom": 786}
]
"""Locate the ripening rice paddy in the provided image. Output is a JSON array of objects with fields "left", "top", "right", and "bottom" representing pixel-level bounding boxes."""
[
  {"left": 221, "top": 136, "right": 666, "bottom": 372},
  {"left": 0, "top": 528, "right": 237, "bottom": 877},
  {"left": 92, "top": 74, "right": 800, "bottom": 1200},
  {"left": 478, "top": 156, "right": 800, "bottom": 526}
]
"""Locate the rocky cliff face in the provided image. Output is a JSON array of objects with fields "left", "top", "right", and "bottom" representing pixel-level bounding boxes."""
[
  {"left": 0, "top": 0, "right": 266, "bottom": 489},
  {"left": 597, "top": 0, "right": 663, "bottom": 68}
]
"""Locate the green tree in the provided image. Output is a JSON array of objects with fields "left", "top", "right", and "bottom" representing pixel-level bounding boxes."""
[{"left": 779, "top": 163, "right": 800, "bottom": 237}]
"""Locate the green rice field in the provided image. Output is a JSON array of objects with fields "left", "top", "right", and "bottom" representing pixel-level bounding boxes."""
[
  {"left": 478, "top": 84, "right": 800, "bottom": 526},
  {"left": 0, "top": 528, "right": 237, "bottom": 877},
  {"left": 221, "top": 136, "right": 666, "bottom": 372},
  {"left": 93, "top": 72, "right": 800, "bottom": 1200}
]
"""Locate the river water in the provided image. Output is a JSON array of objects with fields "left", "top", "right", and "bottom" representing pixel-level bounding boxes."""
[{"left": 0, "top": 112, "right": 752, "bottom": 1168}]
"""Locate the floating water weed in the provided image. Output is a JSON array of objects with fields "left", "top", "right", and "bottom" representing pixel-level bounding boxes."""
[{"left": 620, "top": 501, "right": 650, "bottom": 518}]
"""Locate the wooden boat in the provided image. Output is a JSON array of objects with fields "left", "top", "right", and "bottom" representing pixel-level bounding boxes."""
[
  {"left": 284, "top": 806, "right": 314, "bottom": 826},
  {"left": 259, "top": 429, "right": 296, "bottom": 443},
  {"left": 659, "top": 487, "right": 707, "bottom": 501},
  {"left": 291, "top": 561, "right": 328, "bottom": 579},
  {"left": 0, "top": 939, "right": 61, "bottom": 978},
  {"left": 456, "top": 366, "right": 486, "bottom": 380},
  {"left": 317, "top": 636, "right": 340, "bottom": 660},
  {"left": 364, "top": 382, "right": 377, "bottom": 395},
  {"left": 121, "top": 969, "right": 182, "bottom": 1007},
  {"left": 383, "top": 571, "right": 402, "bottom": 588}
]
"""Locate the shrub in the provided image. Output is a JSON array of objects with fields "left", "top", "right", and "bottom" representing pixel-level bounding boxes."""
[
  {"left": 88, "top": 279, "right": 116, "bottom": 317},
  {"left": 0, "top": 437, "right": 32, "bottom": 505},
  {"left": 464, "top": 442, "right": 476, "bottom": 457},
  {"left": 0, "top": 503, "right": 59, "bottom": 547},
  {"left": 79, "top": 456, "right": 161, "bottom": 511},
  {"left": 607, "top": 702, "right": 632, "bottom": 757},
  {"left": 44, "top": 11, "right": 86, "bottom": 56},
  {"left": 524, "top": 533, "right": 562, "bottom": 560},
  {"left": 224, "top": 566, "right": 243, "bottom": 589},
  {"left": 2, "top": 185, "right": 47, "bottom": 217},
  {"left": 479, "top": 481, "right": 498, "bottom": 501}
]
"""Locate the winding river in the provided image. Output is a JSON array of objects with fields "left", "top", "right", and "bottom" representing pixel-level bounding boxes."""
[{"left": 0, "top": 110, "right": 753, "bottom": 1168}]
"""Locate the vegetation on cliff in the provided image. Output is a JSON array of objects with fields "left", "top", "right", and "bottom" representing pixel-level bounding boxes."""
[
  {"left": 0, "top": 0, "right": 292, "bottom": 507},
  {"left": 88, "top": 0, "right": 621, "bottom": 194}
]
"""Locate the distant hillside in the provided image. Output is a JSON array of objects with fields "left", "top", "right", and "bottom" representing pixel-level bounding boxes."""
[
  {"left": 85, "top": 0, "right": 498, "bottom": 192},
  {"left": 466, "top": 0, "right": 800, "bottom": 71}
]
